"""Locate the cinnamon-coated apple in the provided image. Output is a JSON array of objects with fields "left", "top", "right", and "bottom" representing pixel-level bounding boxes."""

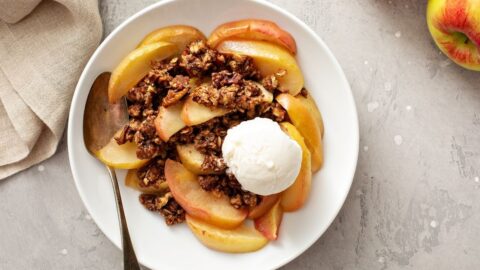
[
  {"left": 165, "top": 159, "right": 247, "bottom": 229},
  {"left": 186, "top": 215, "right": 268, "bottom": 253},
  {"left": 108, "top": 42, "right": 177, "bottom": 103},
  {"left": 137, "top": 25, "right": 206, "bottom": 50},
  {"left": 427, "top": 0, "right": 480, "bottom": 71},
  {"left": 254, "top": 200, "right": 283, "bottom": 240},
  {"left": 154, "top": 100, "right": 186, "bottom": 142},
  {"left": 277, "top": 93, "right": 323, "bottom": 172},
  {"left": 279, "top": 122, "right": 312, "bottom": 212},
  {"left": 208, "top": 19, "right": 297, "bottom": 54},
  {"left": 125, "top": 169, "right": 168, "bottom": 194},
  {"left": 216, "top": 40, "right": 304, "bottom": 95}
]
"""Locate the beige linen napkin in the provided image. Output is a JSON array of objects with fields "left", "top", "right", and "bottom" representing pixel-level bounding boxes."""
[{"left": 0, "top": 0, "right": 102, "bottom": 179}]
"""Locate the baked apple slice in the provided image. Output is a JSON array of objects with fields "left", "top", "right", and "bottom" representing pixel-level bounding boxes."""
[
  {"left": 95, "top": 136, "right": 148, "bottom": 169},
  {"left": 154, "top": 100, "right": 186, "bottom": 142},
  {"left": 216, "top": 40, "right": 304, "bottom": 95},
  {"left": 108, "top": 42, "right": 177, "bottom": 103},
  {"left": 277, "top": 93, "right": 323, "bottom": 172},
  {"left": 181, "top": 96, "right": 229, "bottom": 126},
  {"left": 186, "top": 215, "right": 268, "bottom": 253},
  {"left": 298, "top": 91, "right": 324, "bottom": 137},
  {"left": 176, "top": 144, "right": 219, "bottom": 175},
  {"left": 125, "top": 169, "right": 168, "bottom": 194},
  {"left": 254, "top": 200, "right": 283, "bottom": 240},
  {"left": 248, "top": 194, "right": 280, "bottom": 219},
  {"left": 137, "top": 25, "right": 206, "bottom": 50},
  {"left": 165, "top": 159, "right": 247, "bottom": 229},
  {"left": 208, "top": 19, "right": 297, "bottom": 54},
  {"left": 279, "top": 122, "right": 312, "bottom": 212}
]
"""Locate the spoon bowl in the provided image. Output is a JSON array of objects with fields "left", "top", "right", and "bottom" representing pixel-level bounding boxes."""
[{"left": 83, "top": 72, "right": 129, "bottom": 154}]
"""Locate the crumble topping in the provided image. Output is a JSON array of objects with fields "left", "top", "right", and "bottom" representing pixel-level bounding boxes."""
[
  {"left": 162, "top": 75, "right": 190, "bottom": 107},
  {"left": 136, "top": 158, "right": 166, "bottom": 188},
  {"left": 140, "top": 193, "right": 186, "bottom": 225},
  {"left": 299, "top": 87, "right": 309, "bottom": 97},
  {"left": 179, "top": 40, "right": 223, "bottom": 76},
  {"left": 201, "top": 155, "right": 227, "bottom": 174},
  {"left": 191, "top": 76, "right": 266, "bottom": 116},
  {"left": 197, "top": 173, "right": 259, "bottom": 209}
]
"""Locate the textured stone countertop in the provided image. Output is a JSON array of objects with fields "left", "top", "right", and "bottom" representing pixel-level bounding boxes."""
[{"left": 1, "top": 0, "right": 479, "bottom": 269}]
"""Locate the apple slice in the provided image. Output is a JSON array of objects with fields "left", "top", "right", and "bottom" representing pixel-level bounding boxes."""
[
  {"left": 165, "top": 159, "right": 247, "bottom": 229},
  {"left": 279, "top": 122, "right": 312, "bottom": 212},
  {"left": 125, "top": 169, "right": 169, "bottom": 194},
  {"left": 186, "top": 215, "right": 268, "bottom": 253},
  {"left": 154, "top": 100, "right": 186, "bottom": 142},
  {"left": 95, "top": 136, "right": 148, "bottom": 169},
  {"left": 208, "top": 19, "right": 297, "bottom": 55},
  {"left": 216, "top": 40, "right": 304, "bottom": 95},
  {"left": 298, "top": 91, "right": 324, "bottom": 137},
  {"left": 108, "top": 42, "right": 177, "bottom": 103},
  {"left": 277, "top": 93, "right": 323, "bottom": 172},
  {"left": 181, "top": 96, "right": 229, "bottom": 126},
  {"left": 176, "top": 144, "right": 222, "bottom": 175},
  {"left": 254, "top": 200, "right": 283, "bottom": 240},
  {"left": 248, "top": 194, "right": 280, "bottom": 219},
  {"left": 176, "top": 144, "right": 206, "bottom": 174},
  {"left": 137, "top": 25, "right": 206, "bottom": 50}
]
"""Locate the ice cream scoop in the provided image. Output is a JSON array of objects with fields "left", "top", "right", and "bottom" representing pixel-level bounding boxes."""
[{"left": 222, "top": 117, "right": 302, "bottom": 195}]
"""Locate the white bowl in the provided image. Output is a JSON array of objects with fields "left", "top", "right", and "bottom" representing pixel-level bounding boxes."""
[{"left": 68, "top": 0, "right": 359, "bottom": 269}]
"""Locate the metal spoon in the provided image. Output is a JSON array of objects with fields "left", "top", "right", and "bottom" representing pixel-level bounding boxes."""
[{"left": 83, "top": 72, "right": 141, "bottom": 270}]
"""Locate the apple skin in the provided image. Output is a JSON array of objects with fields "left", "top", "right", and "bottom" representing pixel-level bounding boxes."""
[
  {"left": 208, "top": 19, "right": 297, "bottom": 55},
  {"left": 427, "top": 0, "right": 480, "bottom": 71},
  {"left": 186, "top": 215, "right": 268, "bottom": 253},
  {"left": 164, "top": 159, "right": 247, "bottom": 229}
]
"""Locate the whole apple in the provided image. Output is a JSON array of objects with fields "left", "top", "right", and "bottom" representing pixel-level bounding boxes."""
[{"left": 427, "top": 0, "right": 480, "bottom": 71}]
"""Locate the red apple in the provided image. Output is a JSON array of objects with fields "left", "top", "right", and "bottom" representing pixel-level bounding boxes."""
[{"left": 427, "top": 0, "right": 480, "bottom": 71}]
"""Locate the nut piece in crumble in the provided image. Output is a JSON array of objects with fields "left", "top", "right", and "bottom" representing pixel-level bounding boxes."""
[{"left": 140, "top": 193, "right": 186, "bottom": 225}]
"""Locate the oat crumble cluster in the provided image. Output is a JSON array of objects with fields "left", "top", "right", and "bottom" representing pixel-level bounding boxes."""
[{"left": 115, "top": 40, "right": 299, "bottom": 225}]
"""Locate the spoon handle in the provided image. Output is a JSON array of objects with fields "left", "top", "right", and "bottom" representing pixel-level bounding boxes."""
[{"left": 106, "top": 165, "right": 141, "bottom": 270}]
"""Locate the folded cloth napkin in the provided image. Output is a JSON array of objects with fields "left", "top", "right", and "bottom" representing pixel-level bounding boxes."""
[{"left": 0, "top": 0, "right": 102, "bottom": 179}]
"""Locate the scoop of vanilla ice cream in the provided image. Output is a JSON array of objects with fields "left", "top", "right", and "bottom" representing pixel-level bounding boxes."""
[{"left": 222, "top": 117, "right": 302, "bottom": 196}]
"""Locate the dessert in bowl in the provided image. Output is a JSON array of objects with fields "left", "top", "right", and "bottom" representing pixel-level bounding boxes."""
[
  {"left": 68, "top": 0, "right": 358, "bottom": 269},
  {"left": 102, "top": 21, "right": 324, "bottom": 251}
]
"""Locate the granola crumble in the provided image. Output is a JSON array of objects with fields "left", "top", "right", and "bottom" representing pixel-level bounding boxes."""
[
  {"left": 139, "top": 193, "right": 186, "bottom": 225},
  {"left": 136, "top": 158, "right": 166, "bottom": 188},
  {"left": 197, "top": 173, "right": 260, "bottom": 209}
]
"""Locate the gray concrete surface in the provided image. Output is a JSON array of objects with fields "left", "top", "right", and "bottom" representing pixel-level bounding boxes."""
[{"left": 1, "top": 0, "right": 480, "bottom": 269}]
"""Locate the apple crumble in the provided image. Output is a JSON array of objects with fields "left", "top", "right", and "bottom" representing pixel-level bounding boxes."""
[
  {"left": 115, "top": 40, "right": 293, "bottom": 224},
  {"left": 103, "top": 20, "right": 326, "bottom": 252}
]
